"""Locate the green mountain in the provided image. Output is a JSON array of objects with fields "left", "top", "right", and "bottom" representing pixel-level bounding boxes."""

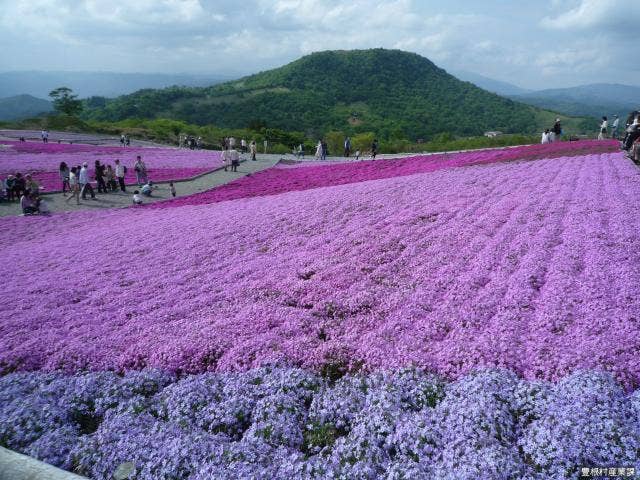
[
  {"left": 82, "top": 49, "right": 589, "bottom": 139},
  {"left": 0, "top": 94, "right": 52, "bottom": 121}
]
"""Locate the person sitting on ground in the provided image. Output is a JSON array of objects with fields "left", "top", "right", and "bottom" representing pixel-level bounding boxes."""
[
  {"left": 140, "top": 181, "right": 154, "bottom": 197},
  {"left": 20, "top": 190, "right": 38, "bottom": 215},
  {"left": 132, "top": 190, "right": 143, "bottom": 204}
]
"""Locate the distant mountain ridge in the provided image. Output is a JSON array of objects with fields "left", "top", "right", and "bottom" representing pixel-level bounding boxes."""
[
  {"left": 0, "top": 94, "right": 53, "bottom": 121},
  {"left": 449, "top": 72, "right": 639, "bottom": 120},
  {"left": 510, "top": 83, "right": 640, "bottom": 119},
  {"left": 0, "top": 71, "right": 232, "bottom": 99},
  {"left": 81, "top": 48, "right": 587, "bottom": 139},
  {"left": 450, "top": 70, "right": 532, "bottom": 96}
]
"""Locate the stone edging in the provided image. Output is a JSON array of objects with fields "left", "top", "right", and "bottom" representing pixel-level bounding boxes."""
[{"left": 0, "top": 446, "right": 88, "bottom": 480}]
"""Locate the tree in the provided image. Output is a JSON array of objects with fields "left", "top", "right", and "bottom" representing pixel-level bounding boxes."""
[{"left": 49, "top": 87, "right": 83, "bottom": 116}]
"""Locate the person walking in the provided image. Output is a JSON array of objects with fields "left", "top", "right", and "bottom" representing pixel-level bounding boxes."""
[
  {"left": 222, "top": 148, "right": 230, "bottom": 172},
  {"left": 344, "top": 137, "right": 351, "bottom": 157},
  {"left": 598, "top": 116, "right": 608, "bottom": 140},
  {"left": 79, "top": 162, "right": 96, "bottom": 200},
  {"left": 115, "top": 159, "right": 126, "bottom": 192},
  {"left": 59, "top": 162, "right": 70, "bottom": 195},
  {"left": 65, "top": 167, "right": 80, "bottom": 204},
  {"left": 263, "top": 139, "right": 268, "bottom": 154},
  {"left": 371, "top": 139, "right": 378, "bottom": 159},
  {"left": 611, "top": 115, "right": 620, "bottom": 139},
  {"left": 241, "top": 138, "right": 247, "bottom": 153},
  {"left": 169, "top": 182, "right": 176, "bottom": 197},
  {"left": 321, "top": 140, "right": 328, "bottom": 160},
  {"left": 315, "top": 140, "right": 323, "bottom": 160},
  {"left": 94, "top": 160, "right": 108, "bottom": 193},
  {"left": 134, "top": 156, "right": 148, "bottom": 186},
  {"left": 250, "top": 141, "right": 257, "bottom": 161}
]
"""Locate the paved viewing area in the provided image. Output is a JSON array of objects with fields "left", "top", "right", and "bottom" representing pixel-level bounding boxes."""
[{"left": 0, "top": 155, "right": 280, "bottom": 217}]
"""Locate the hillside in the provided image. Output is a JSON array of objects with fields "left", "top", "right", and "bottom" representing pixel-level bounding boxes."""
[
  {"left": 82, "top": 49, "right": 590, "bottom": 139},
  {"left": 0, "top": 94, "right": 52, "bottom": 121},
  {"left": 511, "top": 83, "right": 640, "bottom": 119}
]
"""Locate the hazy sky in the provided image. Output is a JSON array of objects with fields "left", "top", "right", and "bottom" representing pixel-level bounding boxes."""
[{"left": 1, "top": 0, "right": 639, "bottom": 89}]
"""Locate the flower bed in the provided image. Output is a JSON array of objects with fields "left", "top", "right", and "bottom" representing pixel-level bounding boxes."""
[
  {"left": 2, "top": 152, "right": 639, "bottom": 387},
  {"left": 0, "top": 141, "right": 221, "bottom": 191},
  {"left": 0, "top": 367, "right": 638, "bottom": 480},
  {"left": 148, "top": 140, "right": 619, "bottom": 209}
]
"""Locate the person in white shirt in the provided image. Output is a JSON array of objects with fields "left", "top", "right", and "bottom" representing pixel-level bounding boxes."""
[
  {"left": 222, "top": 148, "right": 230, "bottom": 171},
  {"left": 598, "top": 116, "right": 608, "bottom": 140},
  {"left": 114, "top": 159, "right": 126, "bottom": 192},
  {"left": 140, "top": 181, "right": 154, "bottom": 197},
  {"left": 79, "top": 162, "right": 96, "bottom": 199},
  {"left": 132, "top": 190, "right": 143, "bottom": 204},
  {"left": 65, "top": 167, "right": 80, "bottom": 204},
  {"left": 611, "top": 115, "right": 620, "bottom": 139},
  {"left": 250, "top": 141, "right": 257, "bottom": 161},
  {"left": 230, "top": 149, "right": 240, "bottom": 172},
  {"left": 229, "top": 137, "right": 236, "bottom": 149},
  {"left": 240, "top": 138, "right": 247, "bottom": 153},
  {"left": 541, "top": 129, "right": 550, "bottom": 144}
]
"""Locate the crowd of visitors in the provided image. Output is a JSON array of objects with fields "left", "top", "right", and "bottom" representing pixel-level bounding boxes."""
[
  {"left": 179, "top": 135, "right": 202, "bottom": 149},
  {"left": 1, "top": 170, "right": 48, "bottom": 215},
  {"left": 1, "top": 153, "right": 157, "bottom": 213}
]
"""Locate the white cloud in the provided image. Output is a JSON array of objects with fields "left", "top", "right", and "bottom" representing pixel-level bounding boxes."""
[
  {"left": 0, "top": 0, "right": 638, "bottom": 88},
  {"left": 542, "top": 0, "right": 640, "bottom": 31}
]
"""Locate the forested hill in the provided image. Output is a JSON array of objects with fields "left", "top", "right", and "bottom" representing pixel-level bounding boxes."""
[{"left": 82, "top": 49, "right": 586, "bottom": 139}]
